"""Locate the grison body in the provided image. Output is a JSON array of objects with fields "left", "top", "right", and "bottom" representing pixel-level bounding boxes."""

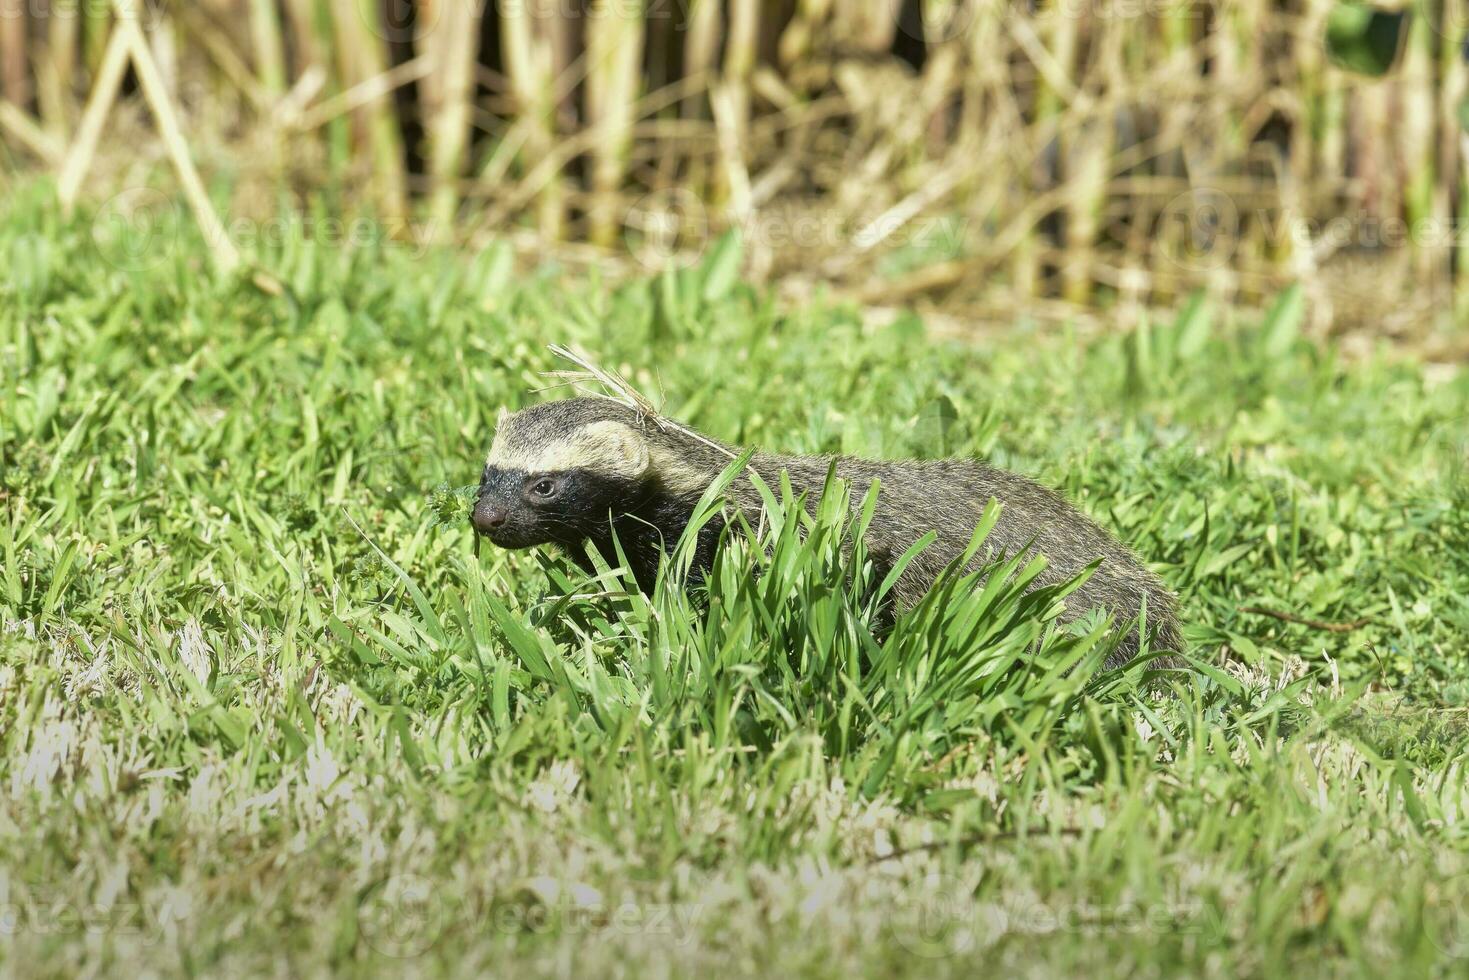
[{"left": 473, "top": 397, "right": 1183, "bottom": 666}]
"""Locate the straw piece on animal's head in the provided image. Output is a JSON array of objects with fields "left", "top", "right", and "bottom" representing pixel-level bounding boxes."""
[
  {"left": 471, "top": 347, "right": 735, "bottom": 548},
  {"left": 540, "top": 344, "right": 734, "bottom": 460},
  {"left": 542, "top": 343, "right": 659, "bottom": 419}
]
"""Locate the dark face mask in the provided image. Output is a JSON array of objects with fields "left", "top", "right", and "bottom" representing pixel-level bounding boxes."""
[{"left": 471, "top": 466, "right": 646, "bottom": 549}]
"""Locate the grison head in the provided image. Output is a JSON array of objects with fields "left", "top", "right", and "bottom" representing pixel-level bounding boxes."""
[{"left": 472, "top": 398, "right": 659, "bottom": 549}]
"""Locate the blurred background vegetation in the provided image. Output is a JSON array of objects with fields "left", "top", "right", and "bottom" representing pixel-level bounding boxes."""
[{"left": 0, "top": 0, "right": 1465, "bottom": 349}]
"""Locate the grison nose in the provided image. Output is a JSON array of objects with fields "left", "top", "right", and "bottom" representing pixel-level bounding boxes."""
[{"left": 472, "top": 499, "right": 508, "bottom": 534}]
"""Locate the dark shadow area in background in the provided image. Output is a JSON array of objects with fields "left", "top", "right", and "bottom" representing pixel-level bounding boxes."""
[{"left": 375, "top": 0, "right": 930, "bottom": 187}]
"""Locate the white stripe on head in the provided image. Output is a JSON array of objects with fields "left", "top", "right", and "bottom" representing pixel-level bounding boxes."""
[{"left": 488, "top": 419, "right": 651, "bottom": 479}]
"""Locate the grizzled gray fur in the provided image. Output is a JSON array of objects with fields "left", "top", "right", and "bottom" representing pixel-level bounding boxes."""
[{"left": 474, "top": 397, "right": 1184, "bottom": 667}]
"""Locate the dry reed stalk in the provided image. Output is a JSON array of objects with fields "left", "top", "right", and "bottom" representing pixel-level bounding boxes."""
[
  {"left": 585, "top": 0, "right": 645, "bottom": 247},
  {"left": 777, "top": 0, "right": 824, "bottom": 69},
  {"left": 543, "top": 4, "right": 575, "bottom": 107},
  {"left": 1209, "top": 0, "right": 1240, "bottom": 146},
  {"left": 83, "top": 0, "right": 111, "bottom": 73},
  {"left": 1398, "top": 13, "right": 1438, "bottom": 280},
  {"left": 677, "top": 0, "right": 723, "bottom": 197},
  {"left": 1154, "top": 1, "right": 1194, "bottom": 182},
  {"left": 424, "top": 0, "right": 479, "bottom": 230},
  {"left": 0, "top": 0, "right": 28, "bottom": 108},
  {"left": 58, "top": 20, "right": 132, "bottom": 212},
  {"left": 240, "top": 0, "right": 289, "bottom": 204},
  {"left": 725, "top": 1, "right": 758, "bottom": 121},
  {"left": 327, "top": 0, "right": 408, "bottom": 221},
  {"left": 1357, "top": 80, "right": 1399, "bottom": 225},
  {"left": 1439, "top": 0, "right": 1468, "bottom": 309},
  {"left": 281, "top": 65, "right": 327, "bottom": 118},
  {"left": 1295, "top": 0, "right": 1336, "bottom": 185},
  {"left": 1040, "top": 3, "right": 1096, "bottom": 305},
  {"left": 417, "top": 0, "right": 443, "bottom": 117},
  {"left": 711, "top": 82, "right": 752, "bottom": 231},
  {"left": 850, "top": 90, "right": 1223, "bottom": 306},
  {"left": 1288, "top": 0, "right": 1322, "bottom": 202},
  {"left": 1315, "top": 4, "right": 1347, "bottom": 195},
  {"left": 470, "top": 71, "right": 723, "bottom": 231},
  {"left": 473, "top": 117, "right": 532, "bottom": 198},
  {"left": 851, "top": 164, "right": 966, "bottom": 258},
  {"left": 1014, "top": 13, "right": 1080, "bottom": 115},
  {"left": 477, "top": 121, "right": 631, "bottom": 230},
  {"left": 1063, "top": 16, "right": 1117, "bottom": 306},
  {"left": 1460, "top": 136, "right": 1469, "bottom": 315},
  {"left": 850, "top": 0, "right": 901, "bottom": 53},
  {"left": 176, "top": 6, "right": 272, "bottom": 111},
  {"left": 249, "top": 0, "right": 288, "bottom": 96},
  {"left": 112, "top": 0, "right": 242, "bottom": 274},
  {"left": 40, "top": 3, "right": 80, "bottom": 136},
  {"left": 282, "top": 0, "right": 325, "bottom": 74},
  {"left": 0, "top": 99, "right": 62, "bottom": 164},
  {"left": 33, "top": 57, "right": 68, "bottom": 142},
  {"left": 1004, "top": 12, "right": 1058, "bottom": 301},
  {"left": 147, "top": 11, "right": 179, "bottom": 102},
  {"left": 501, "top": 0, "right": 563, "bottom": 240},
  {"left": 916, "top": 36, "right": 959, "bottom": 145},
  {"left": 294, "top": 55, "right": 432, "bottom": 132},
  {"left": 715, "top": 0, "right": 759, "bottom": 212}
]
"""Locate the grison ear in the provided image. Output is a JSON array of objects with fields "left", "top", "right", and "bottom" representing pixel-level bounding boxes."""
[{"left": 577, "top": 420, "right": 650, "bottom": 479}]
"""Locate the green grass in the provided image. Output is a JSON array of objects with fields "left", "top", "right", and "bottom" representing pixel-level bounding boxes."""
[{"left": 2, "top": 182, "right": 1469, "bottom": 976}]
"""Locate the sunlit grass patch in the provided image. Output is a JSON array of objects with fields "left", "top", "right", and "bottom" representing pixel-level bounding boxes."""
[{"left": 1, "top": 197, "right": 1467, "bottom": 975}]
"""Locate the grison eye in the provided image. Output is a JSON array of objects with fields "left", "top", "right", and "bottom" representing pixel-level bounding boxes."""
[{"left": 526, "top": 477, "right": 560, "bottom": 500}]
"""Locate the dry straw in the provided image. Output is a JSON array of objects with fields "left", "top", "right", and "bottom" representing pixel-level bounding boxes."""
[
  {"left": 544, "top": 344, "right": 738, "bottom": 460},
  {"left": 0, "top": 0, "right": 1462, "bottom": 333}
]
